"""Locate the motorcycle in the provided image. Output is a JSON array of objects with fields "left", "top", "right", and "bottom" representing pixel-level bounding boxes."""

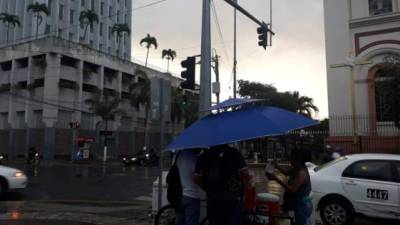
[{"left": 27, "top": 152, "right": 40, "bottom": 165}]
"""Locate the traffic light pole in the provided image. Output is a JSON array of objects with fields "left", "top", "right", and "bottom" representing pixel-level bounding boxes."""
[
  {"left": 233, "top": 0, "right": 237, "bottom": 99},
  {"left": 223, "top": 0, "right": 275, "bottom": 35},
  {"left": 199, "top": 0, "right": 212, "bottom": 117}
]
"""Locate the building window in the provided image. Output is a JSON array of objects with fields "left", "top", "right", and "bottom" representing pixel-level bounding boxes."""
[
  {"left": 90, "top": 40, "right": 93, "bottom": 47},
  {"left": 81, "top": 0, "right": 85, "bottom": 7},
  {"left": 369, "top": 0, "right": 393, "bottom": 16},
  {"left": 91, "top": 0, "right": 95, "bottom": 10},
  {"left": 90, "top": 24, "right": 93, "bottom": 32},
  {"left": 117, "top": 10, "right": 120, "bottom": 23},
  {"left": 100, "top": 23, "right": 103, "bottom": 36},
  {"left": 0, "top": 113, "right": 8, "bottom": 129},
  {"left": 69, "top": 9, "right": 74, "bottom": 24},
  {"left": 109, "top": 6, "right": 113, "bottom": 17},
  {"left": 45, "top": 24, "right": 51, "bottom": 34},
  {"left": 125, "top": 14, "right": 127, "bottom": 23},
  {"left": 100, "top": 2, "right": 104, "bottom": 15},
  {"left": 33, "top": 110, "right": 44, "bottom": 128},
  {"left": 99, "top": 44, "right": 103, "bottom": 51},
  {"left": 108, "top": 47, "right": 111, "bottom": 54},
  {"left": 48, "top": 0, "right": 53, "bottom": 15},
  {"left": 58, "top": 29, "right": 63, "bottom": 37},
  {"left": 59, "top": 4, "right": 64, "bottom": 20},
  {"left": 374, "top": 63, "right": 399, "bottom": 122},
  {"left": 109, "top": 26, "right": 112, "bottom": 40},
  {"left": 16, "top": 111, "right": 25, "bottom": 129},
  {"left": 69, "top": 32, "right": 73, "bottom": 41}
]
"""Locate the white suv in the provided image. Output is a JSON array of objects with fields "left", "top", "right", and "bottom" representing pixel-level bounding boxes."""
[
  {"left": 0, "top": 165, "right": 28, "bottom": 196},
  {"left": 309, "top": 154, "right": 400, "bottom": 225}
]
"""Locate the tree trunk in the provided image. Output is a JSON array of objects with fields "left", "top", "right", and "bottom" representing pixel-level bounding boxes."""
[
  {"left": 167, "top": 59, "right": 170, "bottom": 72},
  {"left": 6, "top": 25, "right": 9, "bottom": 44},
  {"left": 83, "top": 24, "right": 89, "bottom": 42},
  {"left": 36, "top": 16, "right": 39, "bottom": 39},
  {"left": 145, "top": 47, "right": 150, "bottom": 67}
]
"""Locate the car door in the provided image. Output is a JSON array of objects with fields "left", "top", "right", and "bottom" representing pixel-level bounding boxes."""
[
  {"left": 394, "top": 161, "right": 400, "bottom": 218},
  {"left": 341, "top": 160, "right": 399, "bottom": 219}
]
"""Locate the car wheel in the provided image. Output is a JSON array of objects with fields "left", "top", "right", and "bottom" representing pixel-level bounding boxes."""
[
  {"left": 0, "top": 177, "right": 7, "bottom": 197},
  {"left": 320, "top": 199, "right": 353, "bottom": 225}
]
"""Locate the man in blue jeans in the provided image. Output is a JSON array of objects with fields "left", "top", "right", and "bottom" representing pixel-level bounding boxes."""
[{"left": 175, "top": 149, "right": 201, "bottom": 225}]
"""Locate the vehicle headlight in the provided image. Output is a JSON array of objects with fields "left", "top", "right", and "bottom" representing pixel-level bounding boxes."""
[
  {"left": 122, "top": 157, "right": 126, "bottom": 160},
  {"left": 145, "top": 154, "right": 150, "bottom": 158},
  {"left": 14, "top": 172, "right": 25, "bottom": 178},
  {"left": 0, "top": 155, "right": 3, "bottom": 160},
  {"left": 131, "top": 157, "right": 137, "bottom": 161}
]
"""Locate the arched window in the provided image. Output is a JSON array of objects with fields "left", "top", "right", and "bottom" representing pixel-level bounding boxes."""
[
  {"left": 374, "top": 68, "right": 393, "bottom": 122},
  {"left": 369, "top": 0, "right": 393, "bottom": 15},
  {"left": 374, "top": 56, "right": 400, "bottom": 122}
]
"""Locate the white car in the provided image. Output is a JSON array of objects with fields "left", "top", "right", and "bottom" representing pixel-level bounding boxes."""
[
  {"left": 310, "top": 154, "right": 400, "bottom": 225},
  {"left": 0, "top": 165, "right": 28, "bottom": 196}
]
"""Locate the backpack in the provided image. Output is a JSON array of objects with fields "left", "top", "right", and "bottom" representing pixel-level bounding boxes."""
[{"left": 166, "top": 153, "right": 182, "bottom": 207}]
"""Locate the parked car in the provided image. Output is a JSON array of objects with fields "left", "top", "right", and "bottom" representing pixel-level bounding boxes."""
[
  {"left": 122, "top": 150, "right": 159, "bottom": 167},
  {"left": 310, "top": 154, "right": 400, "bottom": 225},
  {"left": 0, "top": 165, "right": 28, "bottom": 196}
]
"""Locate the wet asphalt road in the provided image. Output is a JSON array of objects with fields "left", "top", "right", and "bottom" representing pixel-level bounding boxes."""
[{"left": 2, "top": 161, "right": 159, "bottom": 202}]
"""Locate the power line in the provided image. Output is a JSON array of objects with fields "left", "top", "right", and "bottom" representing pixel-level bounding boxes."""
[{"left": 210, "top": 0, "right": 231, "bottom": 64}]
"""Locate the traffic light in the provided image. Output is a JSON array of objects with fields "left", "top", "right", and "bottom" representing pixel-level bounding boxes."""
[
  {"left": 257, "top": 23, "right": 269, "bottom": 50},
  {"left": 182, "top": 95, "right": 188, "bottom": 106},
  {"left": 69, "top": 122, "right": 80, "bottom": 129},
  {"left": 180, "top": 56, "right": 196, "bottom": 90}
]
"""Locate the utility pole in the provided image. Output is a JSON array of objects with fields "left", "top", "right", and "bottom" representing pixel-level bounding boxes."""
[
  {"left": 212, "top": 51, "right": 220, "bottom": 105},
  {"left": 199, "top": 0, "right": 212, "bottom": 116},
  {"left": 233, "top": 0, "right": 238, "bottom": 99}
]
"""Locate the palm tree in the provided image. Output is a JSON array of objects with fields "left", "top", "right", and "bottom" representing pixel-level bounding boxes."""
[
  {"left": 140, "top": 34, "right": 158, "bottom": 67},
  {"left": 170, "top": 87, "right": 184, "bottom": 135},
  {"left": 27, "top": 2, "right": 49, "bottom": 39},
  {"left": 85, "top": 90, "right": 124, "bottom": 160},
  {"left": 128, "top": 69, "right": 151, "bottom": 147},
  {"left": 112, "top": 23, "right": 130, "bottom": 57},
  {"left": 0, "top": 13, "right": 21, "bottom": 44},
  {"left": 79, "top": 10, "right": 99, "bottom": 42},
  {"left": 162, "top": 49, "right": 176, "bottom": 72},
  {"left": 291, "top": 91, "right": 319, "bottom": 118}
]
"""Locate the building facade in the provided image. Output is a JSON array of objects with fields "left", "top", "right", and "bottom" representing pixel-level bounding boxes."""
[
  {"left": 0, "top": 0, "right": 132, "bottom": 59},
  {"left": 0, "top": 37, "right": 183, "bottom": 159},
  {"left": 324, "top": 0, "right": 400, "bottom": 153}
]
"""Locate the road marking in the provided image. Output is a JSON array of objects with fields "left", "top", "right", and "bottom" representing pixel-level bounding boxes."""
[{"left": 135, "top": 196, "right": 152, "bottom": 202}]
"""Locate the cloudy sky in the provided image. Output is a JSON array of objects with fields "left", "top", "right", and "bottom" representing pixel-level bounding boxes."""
[{"left": 130, "top": 0, "right": 327, "bottom": 118}]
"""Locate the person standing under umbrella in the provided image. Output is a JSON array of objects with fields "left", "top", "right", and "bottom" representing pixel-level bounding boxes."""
[
  {"left": 266, "top": 149, "right": 313, "bottom": 225},
  {"left": 194, "top": 144, "right": 250, "bottom": 225}
]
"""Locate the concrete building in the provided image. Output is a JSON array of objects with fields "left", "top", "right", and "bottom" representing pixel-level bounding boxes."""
[
  {"left": 324, "top": 0, "right": 400, "bottom": 153},
  {"left": 0, "top": 0, "right": 132, "bottom": 59},
  {"left": 0, "top": 37, "right": 184, "bottom": 159}
]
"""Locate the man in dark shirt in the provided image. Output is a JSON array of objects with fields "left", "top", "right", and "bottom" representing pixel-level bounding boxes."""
[{"left": 194, "top": 144, "right": 249, "bottom": 225}]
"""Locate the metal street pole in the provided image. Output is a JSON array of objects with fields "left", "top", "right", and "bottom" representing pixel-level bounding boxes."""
[
  {"left": 233, "top": 0, "right": 237, "bottom": 99},
  {"left": 200, "top": 0, "right": 212, "bottom": 116}
]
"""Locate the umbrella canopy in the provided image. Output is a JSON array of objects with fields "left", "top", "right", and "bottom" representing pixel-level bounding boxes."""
[
  {"left": 207, "top": 98, "right": 263, "bottom": 111},
  {"left": 166, "top": 106, "right": 317, "bottom": 150}
]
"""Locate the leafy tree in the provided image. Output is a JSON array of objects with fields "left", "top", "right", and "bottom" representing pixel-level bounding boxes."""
[
  {"left": 84, "top": 90, "right": 125, "bottom": 131},
  {"left": 170, "top": 87, "right": 185, "bottom": 136},
  {"left": 140, "top": 34, "right": 158, "bottom": 67},
  {"left": 112, "top": 23, "right": 130, "bottom": 56},
  {"left": 27, "top": 2, "right": 49, "bottom": 39},
  {"left": 0, "top": 13, "right": 21, "bottom": 44},
  {"left": 238, "top": 79, "right": 319, "bottom": 118},
  {"left": 128, "top": 69, "right": 151, "bottom": 146},
  {"left": 79, "top": 10, "right": 99, "bottom": 42},
  {"left": 162, "top": 49, "right": 176, "bottom": 72}
]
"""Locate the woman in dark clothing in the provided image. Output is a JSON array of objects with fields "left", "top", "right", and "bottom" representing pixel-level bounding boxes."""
[{"left": 266, "top": 150, "right": 313, "bottom": 225}]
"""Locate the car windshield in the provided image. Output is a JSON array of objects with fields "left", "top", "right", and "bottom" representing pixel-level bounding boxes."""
[{"left": 314, "top": 156, "right": 347, "bottom": 172}]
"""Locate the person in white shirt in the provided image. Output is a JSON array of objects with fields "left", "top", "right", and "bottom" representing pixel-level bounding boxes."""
[{"left": 175, "top": 149, "right": 201, "bottom": 225}]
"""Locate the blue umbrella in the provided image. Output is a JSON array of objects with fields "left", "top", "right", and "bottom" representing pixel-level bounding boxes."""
[{"left": 166, "top": 106, "right": 317, "bottom": 150}]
